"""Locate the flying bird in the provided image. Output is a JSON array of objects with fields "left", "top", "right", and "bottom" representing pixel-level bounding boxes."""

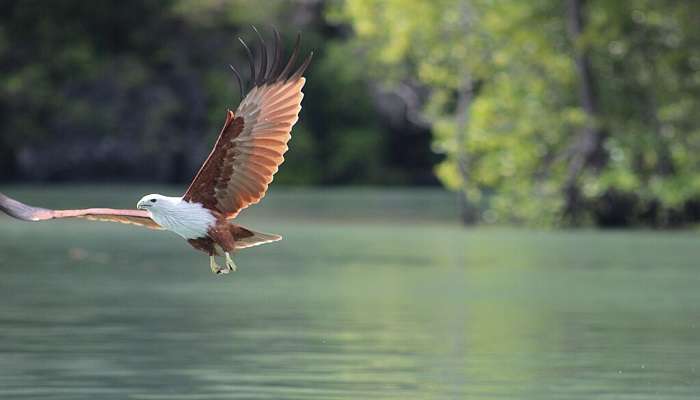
[{"left": 0, "top": 28, "right": 312, "bottom": 275}]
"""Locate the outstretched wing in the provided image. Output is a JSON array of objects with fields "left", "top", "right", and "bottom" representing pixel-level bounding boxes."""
[
  {"left": 0, "top": 192, "right": 163, "bottom": 230},
  {"left": 182, "top": 28, "right": 312, "bottom": 218}
]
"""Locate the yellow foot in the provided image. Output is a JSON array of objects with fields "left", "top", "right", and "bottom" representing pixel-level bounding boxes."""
[
  {"left": 210, "top": 256, "right": 228, "bottom": 275},
  {"left": 225, "top": 252, "right": 238, "bottom": 272}
]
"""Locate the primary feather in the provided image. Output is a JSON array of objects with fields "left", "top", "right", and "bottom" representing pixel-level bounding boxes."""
[{"left": 183, "top": 29, "right": 312, "bottom": 218}]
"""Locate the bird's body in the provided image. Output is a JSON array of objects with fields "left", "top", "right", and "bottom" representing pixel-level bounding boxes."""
[
  {"left": 133, "top": 193, "right": 281, "bottom": 272},
  {"left": 0, "top": 28, "right": 311, "bottom": 275}
]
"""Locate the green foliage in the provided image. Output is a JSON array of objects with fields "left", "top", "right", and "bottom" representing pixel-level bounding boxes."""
[
  {"left": 336, "top": 0, "right": 700, "bottom": 227},
  {"left": 583, "top": 0, "right": 700, "bottom": 225}
]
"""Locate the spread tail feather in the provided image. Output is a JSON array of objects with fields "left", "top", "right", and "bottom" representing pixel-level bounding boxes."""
[{"left": 232, "top": 224, "right": 282, "bottom": 250}]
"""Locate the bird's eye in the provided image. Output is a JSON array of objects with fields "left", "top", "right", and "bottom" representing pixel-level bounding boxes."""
[{"left": 150, "top": 199, "right": 157, "bottom": 203}]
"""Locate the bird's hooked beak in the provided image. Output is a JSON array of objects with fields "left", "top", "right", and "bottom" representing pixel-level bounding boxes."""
[{"left": 136, "top": 200, "right": 150, "bottom": 210}]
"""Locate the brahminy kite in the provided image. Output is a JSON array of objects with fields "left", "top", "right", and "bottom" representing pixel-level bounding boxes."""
[{"left": 0, "top": 28, "right": 312, "bottom": 275}]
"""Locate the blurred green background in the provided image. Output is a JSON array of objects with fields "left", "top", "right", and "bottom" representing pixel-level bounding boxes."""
[{"left": 2, "top": 0, "right": 700, "bottom": 227}]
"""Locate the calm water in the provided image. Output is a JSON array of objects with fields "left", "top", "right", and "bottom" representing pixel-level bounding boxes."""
[{"left": 1, "top": 187, "right": 699, "bottom": 399}]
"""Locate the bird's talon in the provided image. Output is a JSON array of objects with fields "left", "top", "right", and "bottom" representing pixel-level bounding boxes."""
[
  {"left": 225, "top": 252, "right": 238, "bottom": 272},
  {"left": 210, "top": 256, "right": 225, "bottom": 275}
]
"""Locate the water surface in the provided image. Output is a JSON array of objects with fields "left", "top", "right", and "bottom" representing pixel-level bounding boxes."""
[{"left": 0, "top": 186, "right": 699, "bottom": 399}]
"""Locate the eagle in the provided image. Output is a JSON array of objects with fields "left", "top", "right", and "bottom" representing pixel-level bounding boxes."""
[{"left": 0, "top": 28, "right": 312, "bottom": 275}]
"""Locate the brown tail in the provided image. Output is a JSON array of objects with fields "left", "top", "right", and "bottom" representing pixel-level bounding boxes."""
[{"left": 231, "top": 223, "right": 282, "bottom": 250}]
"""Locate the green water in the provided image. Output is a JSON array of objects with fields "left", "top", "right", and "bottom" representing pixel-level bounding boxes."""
[{"left": 1, "top": 186, "right": 699, "bottom": 399}]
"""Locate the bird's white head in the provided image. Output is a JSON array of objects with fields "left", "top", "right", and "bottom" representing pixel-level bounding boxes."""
[{"left": 136, "top": 194, "right": 181, "bottom": 214}]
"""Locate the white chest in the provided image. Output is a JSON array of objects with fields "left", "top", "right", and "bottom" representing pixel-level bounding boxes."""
[{"left": 149, "top": 200, "right": 216, "bottom": 239}]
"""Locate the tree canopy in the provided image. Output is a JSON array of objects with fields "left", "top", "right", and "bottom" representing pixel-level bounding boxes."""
[{"left": 335, "top": 0, "right": 700, "bottom": 227}]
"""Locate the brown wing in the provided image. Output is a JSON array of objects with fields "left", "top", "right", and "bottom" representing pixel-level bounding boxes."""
[
  {"left": 0, "top": 192, "right": 162, "bottom": 230},
  {"left": 182, "top": 28, "right": 312, "bottom": 218}
]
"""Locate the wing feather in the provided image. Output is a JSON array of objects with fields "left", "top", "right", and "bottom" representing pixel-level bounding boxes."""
[
  {"left": 0, "top": 192, "right": 163, "bottom": 230},
  {"left": 182, "top": 28, "right": 312, "bottom": 218}
]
